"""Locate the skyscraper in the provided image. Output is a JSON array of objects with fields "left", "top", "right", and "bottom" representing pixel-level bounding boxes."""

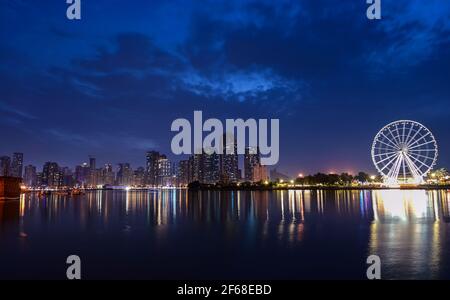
[
  {"left": 23, "top": 165, "right": 37, "bottom": 187},
  {"left": 0, "top": 156, "right": 11, "bottom": 177},
  {"left": 117, "top": 163, "right": 133, "bottom": 186},
  {"left": 157, "top": 155, "right": 173, "bottom": 186},
  {"left": 244, "top": 146, "right": 260, "bottom": 182},
  {"left": 146, "top": 151, "right": 160, "bottom": 186},
  {"left": 11, "top": 152, "right": 24, "bottom": 178},
  {"left": 102, "top": 164, "right": 115, "bottom": 185},
  {"left": 203, "top": 148, "right": 220, "bottom": 184},
  {"left": 178, "top": 160, "right": 190, "bottom": 186},
  {"left": 220, "top": 133, "right": 239, "bottom": 183},
  {"left": 75, "top": 163, "right": 90, "bottom": 187},
  {"left": 89, "top": 156, "right": 96, "bottom": 170},
  {"left": 42, "top": 162, "right": 62, "bottom": 188}
]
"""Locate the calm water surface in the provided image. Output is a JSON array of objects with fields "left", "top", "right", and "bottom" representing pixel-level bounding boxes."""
[{"left": 1, "top": 189, "right": 450, "bottom": 279}]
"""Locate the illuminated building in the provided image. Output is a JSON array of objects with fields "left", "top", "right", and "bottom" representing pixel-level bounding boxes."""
[
  {"left": 11, "top": 152, "right": 24, "bottom": 178},
  {"left": 219, "top": 133, "right": 239, "bottom": 183},
  {"left": 42, "top": 162, "right": 62, "bottom": 188},
  {"left": 244, "top": 146, "right": 260, "bottom": 182}
]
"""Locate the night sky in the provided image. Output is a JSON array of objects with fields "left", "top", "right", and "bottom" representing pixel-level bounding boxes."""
[{"left": 1, "top": 0, "right": 449, "bottom": 176}]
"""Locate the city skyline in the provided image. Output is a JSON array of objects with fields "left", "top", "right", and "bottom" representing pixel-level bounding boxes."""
[{"left": 1, "top": 1, "right": 449, "bottom": 175}]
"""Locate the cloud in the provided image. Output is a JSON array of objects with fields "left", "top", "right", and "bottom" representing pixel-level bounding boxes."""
[
  {"left": 0, "top": 101, "right": 37, "bottom": 120},
  {"left": 179, "top": 68, "right": 306, "bottom": 103},
  {"left": 45, "top": 128, "right": 158, "bottom": 151}
]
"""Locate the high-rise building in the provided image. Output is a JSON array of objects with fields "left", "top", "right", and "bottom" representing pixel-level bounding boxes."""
[
  {"left": 11, "top": 152, "right": 24, "bottom": 178},
  {"left": 117, "top": 163, "right": 133, "bottom": 186},
  {"left": 157, "top": 156, "right": 173, "bottom": 186},
  {"left": 23, "top": 165, "right": 37, "bottom": 187},
  {"left": 102, "top": 164, "right": 115, "bottom": 185},
  {"left": 244, "top": 146, "right": 260, "bottom": 182},
  {"left": 75, "top": 163, "right": 90, "bottom": 187},
  {"left": 89, "top": 156, "right": 96, "bottom": 170},
  {"left": 42, "top": 162, "right": 62, "bottom": 188},
  {"left": 178, "top": 160, "right": 190, "bottom": 186},
  {"left": 203, "top": 148, "right": 220, "bottom": 184},
  {"left": 0, "top": 156, "right": 11, "bottom": 177},
  {"left": 146, "top": 151, "right": 160, "bottom": 186},
  {"left": 252, "top": 164, "right": 268, "bottom": 182},
  {"left": 61, "top": 167, "right": 74, "bottom": 187},
  {"left": 220, "top": 133, "right": 239, "bottom": 183},
  {"left": 133, "top": 167, "right": 146, "bottom": 186}
]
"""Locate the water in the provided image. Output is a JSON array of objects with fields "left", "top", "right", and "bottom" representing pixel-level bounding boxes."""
[{"left": 0, "top": 189, "right": 449, "bottom": 279}]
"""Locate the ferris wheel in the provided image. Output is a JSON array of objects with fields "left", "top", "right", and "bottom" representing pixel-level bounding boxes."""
[{"left": 371, "top": 120, "right": 438, "bottom": 185}]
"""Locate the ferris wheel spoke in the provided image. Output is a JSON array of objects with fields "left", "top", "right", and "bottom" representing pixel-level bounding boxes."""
[
  {"left": 408, "top": 140, "right": 435, "bottom": 150},
  {"left": 409, "top": 148, "right": 436, "bottom": 152},
  {"left": 386, "top": 126, "right": 401, "bottom": 147},
  {"left": 379, "top": 132, "right": 400, "bottom": 149},
  {"left": 401, "top": 156, "right": 407, "bottom": 182},
  {"left": 394, "top": 123, "right": 406, "bottom": 145},
  {"left": 404, "top": 154, "right": 422, "bottom": 179},
  {"left": 403, "top": 123, "right": 415, "bottom": 146},
  {"left": 406, "top": 153, "right": 432, "bottom": 171},
  {"left": 387, "top": 155, "right": 402, "bottom": 180},
  {"left": 376, "top": 140, "right": 399, "bottom": 150},
  {"left": 379, "top": 153, "right": 401, "bottom": 172},
  {"left": 376, "top": 152, "right": 399, "bottom": 165},
  {"left": 401, "top": 122, "right": 406, "bottom": 144},
  {"left": 408, "top": 152, "right": 433, "bottom": 161},
  {"left": 407, "top": 131, "right": 431, "bottom": 148},
  {"left": 373, "top": 151, "right": 399, "bottom": 157},
  {"left": 405, "top": 127, "right": 421, "bottom": 148}
]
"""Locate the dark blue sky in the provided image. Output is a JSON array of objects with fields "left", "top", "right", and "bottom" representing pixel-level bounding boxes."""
[{"left": 1, "top": 0, "right": 449, "bottom": 175}]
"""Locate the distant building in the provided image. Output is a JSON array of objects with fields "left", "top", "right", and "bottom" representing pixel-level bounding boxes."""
[
  {"left": 146, "top": 151, "right": 161, "bottom": 186},
  {"left": 89, "top": 156, "right": 96, "bottom": 170},
  {"left": 60, "top": 167, "right": 74, "bottom": 187},
  {"left": 75, "top": 163, "right": 90, "bottom": 186},
  {"left": 177, "top": 160, "right": 190, "bottom": 186},
  {"left": 117, "top": 163, "right": 133, "bottom": 186},
  {"left": 102, "top": 164, "right": 115, "bottom": 185},
  {"left": 158, "top": 156, "right": 173, "bottom": 186},
  {"left": 203, "top": 150, "right": 220, "bottom": 184},
  {"left": 219, "top": 133, "right": 239, "bottom": 183},
  {"left": 0, "top": 156, "right": 11, "bottom": 177},
  {"left": 133, "top": 167, "right": 146, "bottom": 186},
  {"left": 23, "top": 165, "right": 37, "bottom": 187},
  {"left": 11, "top": 152, "right": 24, "bottom": 178},
  {"left": 244, "top": 146, "right": 260, "bottom": 182},
  {"left": 42, "top": 162, "right": 62, "bottom": 188},
  {"left": 252, "top": 164, "right": 268, "bottom": 182}
]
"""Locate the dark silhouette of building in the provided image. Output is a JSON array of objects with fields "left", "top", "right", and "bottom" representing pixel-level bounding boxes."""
[
  {"left": 0, "top": 156, "right": 11, "bottom": 177},
  {"left": 244, "top": 146, "right": 260, "bottom": 182},
  {"left": 11, "top": 152, "right": 24, "bottom": 178},
  {"left": 117, "top": 163, "right": 133, "bottom": 186},
  {"left": 23, "top": 165, "right": 37, "bottom": 187},
  {"left": 146, "top": 151, "right": 161, "bottom": 186}
]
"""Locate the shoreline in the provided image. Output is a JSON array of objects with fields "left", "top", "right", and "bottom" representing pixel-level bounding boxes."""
[{"left": 19, "top": 185, "right": 450, "bottom": 194}]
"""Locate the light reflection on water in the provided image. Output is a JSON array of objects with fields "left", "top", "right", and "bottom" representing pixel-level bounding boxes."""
[{"left": 0, "top": 189, "right": 449, "bottom": 279}]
